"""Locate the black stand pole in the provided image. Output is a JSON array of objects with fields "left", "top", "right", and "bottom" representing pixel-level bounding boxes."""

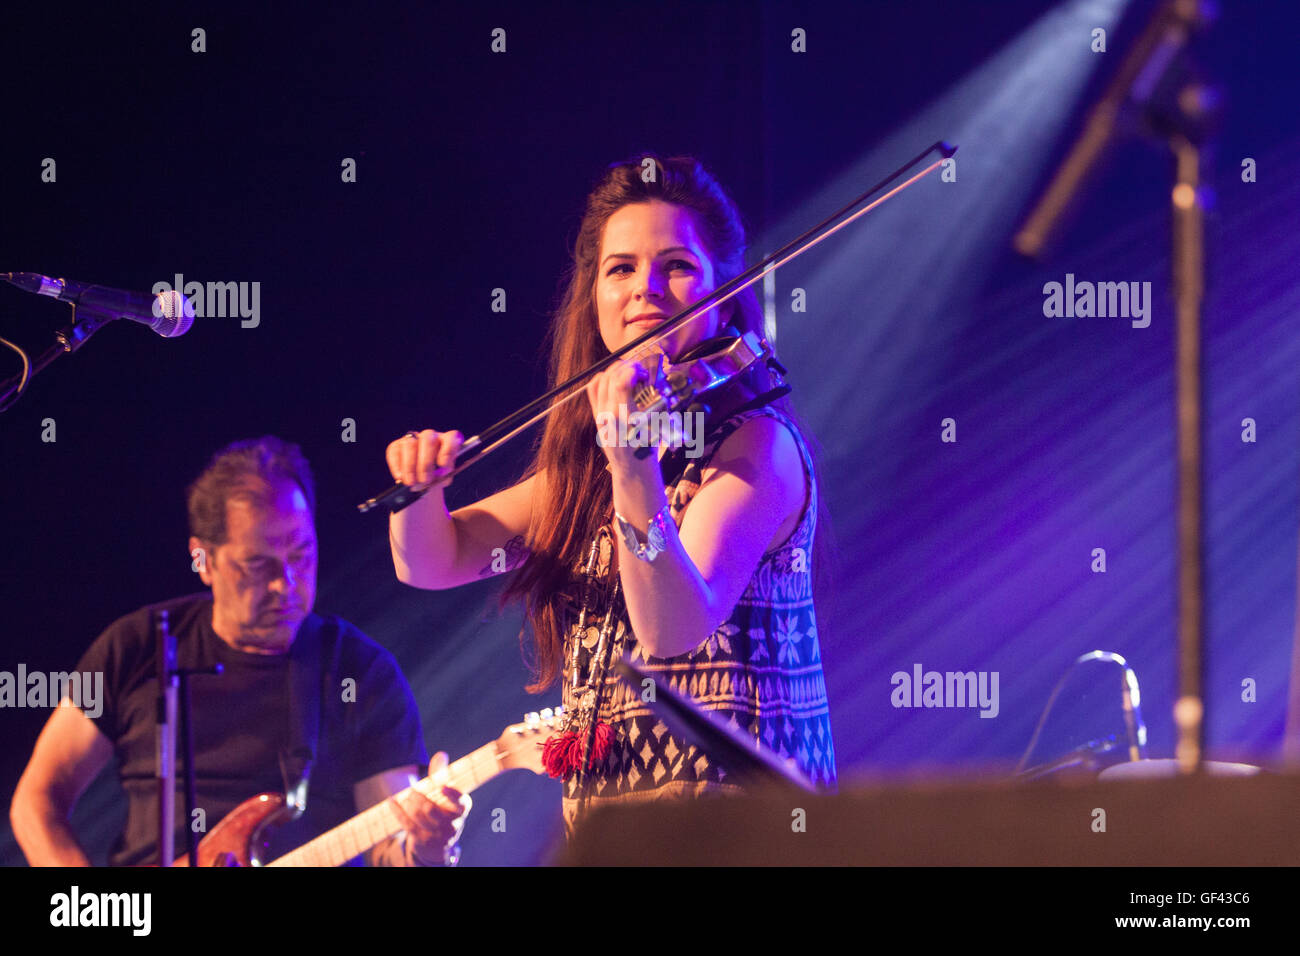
[
  {"left": 1013, "top": 0, "right": 1219, "bottom": 776},
  {"left": 155, "top": 611, "right": 178, "bottom": 867},
  {"left": 155, "top": 609, "right": 223, "bottom": 865},
  {"left": 0, "top": 304, "right": 112, "bottom": 412},
  {"left": 1170, "top": 132, "right": 1207, "bottom": 773}
]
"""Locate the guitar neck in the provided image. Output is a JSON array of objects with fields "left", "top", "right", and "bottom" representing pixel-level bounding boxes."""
[{"left": 267, "top": 740, "right": 504, "bottom": 867}]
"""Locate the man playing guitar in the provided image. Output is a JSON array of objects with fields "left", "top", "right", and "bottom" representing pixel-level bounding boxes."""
[{"left": 9, "top": 436, "right": 469, "bottom": 866}]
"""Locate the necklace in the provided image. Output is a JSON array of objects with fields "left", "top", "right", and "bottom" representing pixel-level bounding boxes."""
[{"left": 541, "top": 528, "right": 622, "bottom": 780}]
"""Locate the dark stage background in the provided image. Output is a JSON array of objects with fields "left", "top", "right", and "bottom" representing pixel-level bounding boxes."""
[{"left": 2, "top": 0, "right": 1298, "bottom": 866}]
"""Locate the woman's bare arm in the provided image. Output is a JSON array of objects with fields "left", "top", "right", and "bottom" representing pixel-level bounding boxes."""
[
  {"left": 584, "top": 355, "right": 807, "bottom": 658},
  {"left": 611, "top": 413, "right": 805, "bottom": 659},
  {"left": 386, "top": 428, "right": 541, "bottom": 590}
]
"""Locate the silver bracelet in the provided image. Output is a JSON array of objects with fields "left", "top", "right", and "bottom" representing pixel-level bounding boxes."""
[{"left": 614, "top": 504, "right": 672, "bottom": 563}]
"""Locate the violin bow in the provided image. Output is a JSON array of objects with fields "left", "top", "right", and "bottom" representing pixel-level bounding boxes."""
[{"left": 358, "top": 139, "right": 957, "bottom": 513}]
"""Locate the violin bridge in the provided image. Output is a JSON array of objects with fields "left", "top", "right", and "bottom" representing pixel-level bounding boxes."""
[{"left": 632, "top": 385, "right": 659, "bottom": 411}]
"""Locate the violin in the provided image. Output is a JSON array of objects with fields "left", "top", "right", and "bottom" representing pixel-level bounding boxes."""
[
  {"left": 620, "top": 328, "right": 790, "bottom": 459},
  {"left": 358, "top": 140, "right": 956, "bottom": 514}
]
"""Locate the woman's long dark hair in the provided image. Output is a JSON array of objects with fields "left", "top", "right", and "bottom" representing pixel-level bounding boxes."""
[{"left": 504, "top": 155, "right": 801, "bottom": 692}]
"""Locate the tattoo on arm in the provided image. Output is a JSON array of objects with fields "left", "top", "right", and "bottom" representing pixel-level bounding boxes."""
[{"left": 478, "top": 535, "right": 529, "bottom": 577}]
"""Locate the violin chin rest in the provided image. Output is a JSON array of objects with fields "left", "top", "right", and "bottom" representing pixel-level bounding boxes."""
[{"left": 675, "top": 327, "right": 741, "bottom": 362}]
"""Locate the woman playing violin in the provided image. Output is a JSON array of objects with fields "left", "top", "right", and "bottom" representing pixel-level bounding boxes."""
[{"left": 386, "top": 155, "right": 836, "bottom": 833}]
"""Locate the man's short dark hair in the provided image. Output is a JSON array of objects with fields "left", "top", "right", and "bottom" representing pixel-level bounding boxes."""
[{"left": 187, "top": 436, "right": 316, "bottom": 545}]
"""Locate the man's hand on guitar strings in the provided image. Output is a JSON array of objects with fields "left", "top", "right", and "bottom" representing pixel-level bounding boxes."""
[{"left": 387, "top": 751, "right": 471, "bottom": 866}]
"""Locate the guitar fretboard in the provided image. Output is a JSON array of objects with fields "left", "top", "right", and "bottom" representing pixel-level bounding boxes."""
[{"left": 267, "top": 740, "right": 505, "bottom": 867}]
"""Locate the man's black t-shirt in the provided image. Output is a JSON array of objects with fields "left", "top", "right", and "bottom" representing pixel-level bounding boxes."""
[{"left": 76, "top": 593, "right": 428, "bottom": 866}]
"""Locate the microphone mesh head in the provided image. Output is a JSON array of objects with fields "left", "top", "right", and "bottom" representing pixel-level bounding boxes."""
[{"left": 151, "top": 290, "right": 196, "bottom": 337}]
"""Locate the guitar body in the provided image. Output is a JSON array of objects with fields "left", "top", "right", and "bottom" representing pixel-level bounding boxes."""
[{"left": 174, "top": 792, "right": 289, "bottom": 867}]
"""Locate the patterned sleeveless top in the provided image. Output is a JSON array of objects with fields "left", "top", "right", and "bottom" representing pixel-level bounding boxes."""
[{"left": 559, "top": 405, "right": 837, "bottom": 833}]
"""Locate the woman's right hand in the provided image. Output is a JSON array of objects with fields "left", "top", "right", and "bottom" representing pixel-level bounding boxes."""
[{"left": 385, "top": 429, "right": 464, "bottom": 493}]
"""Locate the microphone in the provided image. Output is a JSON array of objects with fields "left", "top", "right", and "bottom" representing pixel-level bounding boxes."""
[{"left": 2, "top": 272, "right": 194, "bottom": 338}]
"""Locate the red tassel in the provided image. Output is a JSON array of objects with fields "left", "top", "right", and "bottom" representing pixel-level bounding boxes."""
[
  {"left": 542, "top": 722, "right": 614, "bottom": 778},
  {"left": 542, "top": 730, "right": 578, "bottom": 779},
  {"left": 590, "top": 720, "right": 613, "bottom": 765}
]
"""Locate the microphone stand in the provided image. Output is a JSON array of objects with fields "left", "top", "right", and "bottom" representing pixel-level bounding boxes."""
[
  {"left": 155, "top": 608, "right": 222, "bottom": 865},
  {"left": 155, "top": 611, "right": 178, "bottom": 867},
  {"left": 1013, "top": 0, "right": 1219, "bottom": 775},
  {"left": 0, "top": 301, "right": 112, "bottom": 413}
]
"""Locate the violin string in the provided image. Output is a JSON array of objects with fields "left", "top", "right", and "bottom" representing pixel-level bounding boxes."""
[
  {"left": 597, "top": 142, "right": 954, "bottom": 378},
  {"left": 444, "top": 386, "right": 589, "bottom": 480}
]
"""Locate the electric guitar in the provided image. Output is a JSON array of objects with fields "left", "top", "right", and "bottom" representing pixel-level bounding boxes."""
[{"left": 175, "top": 707, "right": 563, "bottom": 866}]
